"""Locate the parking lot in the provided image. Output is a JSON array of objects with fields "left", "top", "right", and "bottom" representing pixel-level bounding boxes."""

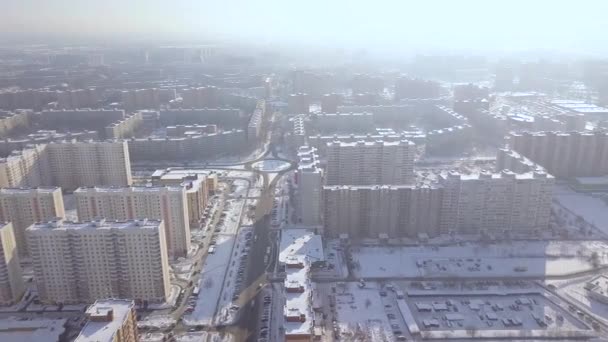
[{"left": 406, "top": 293, "right": 587, "bottom": 332}]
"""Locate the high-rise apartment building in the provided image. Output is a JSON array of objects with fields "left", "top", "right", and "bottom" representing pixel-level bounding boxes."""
[
  {"left": 74, "top": 186, "right": 190, "bottom": 258},
  {"left": 507, "top": 131, "right": 608, "bottom": 178},
  {"left": 0, "top": 187, "right": 65, "bottom": 257},
  {"left": 295, "top": 147, "right": 323, "bottom": 226},
  {"left": 0, "top": 223, "right": 25, "bottom": 305},
  {"left": 325, "top": 139, "right": 415, "bottom": 185},
  {"left": 0, "top": 141, "right": 132, "bottom": 190},
  {"left": 76, "top": 299, "right": 139, "bottom": 342},
  {"left": 47, "top": 141, "right": 132, "bottom": 191},
  {"left": 27, "top": 219, "right": 171, "bottom": 304},
  {"left": 438, "top": 170, "right": 554, "bottom": 234},
  {"left": 323, "top": 184, "right": 442, "bottom": 238}
]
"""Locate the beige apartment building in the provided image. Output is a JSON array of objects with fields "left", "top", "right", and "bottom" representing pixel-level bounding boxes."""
[
  {"left": 438, "top": 170, "right": 554, "bottom": 234},
  {"left": 150, "top": 174, "right": 208, "bottom": 226},
  {"left": 325, "top": 139, "right": 415, "bottom": 185},
  {"left": 0, "top": 141, "right": 132, "bottom": 190},
  {"left": 76, "top": 299, "right": 139, "bottom": 342},
  {"left": 0, "top": 187, "right": 65, "bottom": 257},
  {"left": 26, "top": 219, "right": 171, "bottom": 305},
  {"left": 323, "top": 184, "right": 442, "bottom": 239},
  {"left": 74, "top": 186, "right": 190, "bottom": 258},
  {"left": 0, "top": 223, "right": 25, "bottom": 306}
]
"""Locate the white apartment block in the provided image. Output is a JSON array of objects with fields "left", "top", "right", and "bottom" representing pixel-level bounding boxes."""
[
  {"left": 323, "top": 184, "right": 442, "bottom": 239},
  {"left": 0, "top": 223, "right": 25, "bottom": 305},
  {"left": 296, "top": 146, "right": 323, "bottom": 226},
  {"left": 0, "top": 187, "right": 65, "bottom": 257},
  {"left": 438, "top": 170, "right": 554, "bottom": 234},
  {"left": 26, "top": 219, "right": 171, "bottom": 305},
  {"left": 0, "top": 141, "right": 132, "bottom": 190},
  {"left": 325, "top": 139, "right": 415, "bottom": 185},
  {"left": 74, "top": 186, "right": 190, "bottom": 258}
]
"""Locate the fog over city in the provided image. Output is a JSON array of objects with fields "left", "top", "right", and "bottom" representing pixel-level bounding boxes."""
[
  {"left": 3, "top": 0, "right": 608, "bottom": 55},
  {"left": 3, "top": 1, "right": 608, "bottom": 342}
]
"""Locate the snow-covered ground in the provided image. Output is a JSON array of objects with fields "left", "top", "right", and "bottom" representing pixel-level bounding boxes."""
[
  {"left": 214, "top": 227, "right": 253, "bottom": 326},
  {"left": 216, "top": 199, "right": 245, "bottom": 235},
  {"left": 182, "top": 234, "right": 236, "bottom": 327},
  {"left": 137, "top": 314, "right": 176, "bottom": 329},
  {"left": 554, "top": 186, "right": 608, "bottom": 235},
  {"left": 333, "top": 282, "right": 397, "bottom": 341},
  {"left": 557, "top": 275, "right": 608, "bottom": 324},
  {"left": 351, "top": 241, "right": 608, "bottom": 279},
  {"left": 252, "top": 159, "right": 291, "bottom": 172}
]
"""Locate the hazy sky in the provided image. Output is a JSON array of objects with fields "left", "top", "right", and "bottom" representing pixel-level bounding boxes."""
[{"left": 3, "top": 0, "right": 608, "bottom": 53}]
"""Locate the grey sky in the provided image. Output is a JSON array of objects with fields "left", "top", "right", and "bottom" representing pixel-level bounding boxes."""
[{"left": 3, "top": 0, "right": 608, "bottom": 53}]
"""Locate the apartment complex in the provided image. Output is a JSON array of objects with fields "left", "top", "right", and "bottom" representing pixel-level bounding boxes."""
[
  {"left": 0, "top": 223, "right": 25, "bottom": 305},
  {"left": 0, "top": 144, "right": 49, "bottom": 188},
  {"left": 127, "top": 129, "right": 246, "bottom": 162},
  {"left": 40, "top": 109, "right": 125, "bottom": 130},
  {"left": 287, "top": 93, "right": 311, "bottom": 114},
  {"left": 0, "top": 187, "right": 65, "bottom": 257},
  {"left": 56, "top": 89, "right": 99, "bottom": 109},
  {"left": 0, "top": 141, "right": 132, "bottom": 190},
  {"left": 76, "top": 299, "right": 138, "bottom": 342},
  {"left": 247, "top": 100, "right": 266, "bottom": 142},
  {"left": 159, "top": 108, "right": 242, "bottom": 127},
  {"left": 309, "top": 112, "right": 374, "bottom": 133},
  {"left": 0, "top": 129, "right": 98, "bottom": 156},
  {"left": 180, "top": 86, "right": 220, "bottom": 108},
  {"left": 152, "top": 174, "right": 207, "bottom": 226},
  {"left": 104, "top": 112, "right": 143, "bottom": 139},
  {"left": 0, "top": 110, "right": 31, "bottom": 138},
  {"left": 438, "top": 170, "right": 554, "bottom": 234},
  {"left": 323, "top": 184, "right": 442, "bottom": 238},
  {"left": 74, "top": 186, "right": 190, "bottom": 258},
  {"left": 295, "top": 146, "right": 323, "bottom": 226},
  {"left": 325, "top": 139, "right": 415, "bottom": 185},
  {"left": 27, "top": 219, "right": 171, "bottom": 304},
  {"left": 507, "top": 131, "right": 608, "bottom": 178},
  {"left": 121, "top": 88, "right": 160, "bottom": 111}
]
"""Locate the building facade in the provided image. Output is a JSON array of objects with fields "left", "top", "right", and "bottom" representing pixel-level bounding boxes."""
[
  {"left": 0, "top": 223, "right": 25, "bottom": 306},
  {"left": 296, "top": 147, "right": 323, "bottom": 226},
  {"left": 0, "top": 187, "right": 65, "bottom": 257},
  {"left": 323, "top": 184, "right": 442, "bottom": 238},
  {"left": 27, "top": 219, "right": 171, "bottom": 304},
  {"left": 74, "top": 186, "right": 190, "bottom": 258},
  {"left": 325, "top": 139, "right": 415, "bottom": 185},
  {"left": 438, "top": 170, "right": 554, "bottom": 234}
]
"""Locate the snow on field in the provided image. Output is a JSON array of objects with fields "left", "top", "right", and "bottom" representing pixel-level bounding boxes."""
[
  {"left": 334, "top": 282, "right": 396, "bottom": 341},
  {"left": 560, "top": 277, "right": 608, "bottom": 323},
  {"left": 175, "top": 332, "right": 208, "bottom": 341},
  {"left": 216, "top": 199, "right": 245, "bottom": 235},
  {"left": 183, "top": 234, "right": 236, "bottom": 326},
  {"left": 351, "top": 241, "right": 608, "bottom": 279},
  {"left": 555, "top": 186, "right": 608, "bottom": 234},
  {"left": 137, "top": 314, "right": 176, "bottom": 329},
  {"left": 230, "top": 179, "right": 249, "bottom": 198},
  {"left": 252, "top": 159, "right": 291, "bottom": 172},
  {"left": 215, "top": 227, "right": 253, "bottom": 326}
]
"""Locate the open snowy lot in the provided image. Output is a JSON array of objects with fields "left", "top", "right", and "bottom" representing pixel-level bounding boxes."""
[
  {"left": 554, "top": 186, "right": 608, "bottom": 235},
  {"left": 182, "top": 234, "right": 236, "bottom": 327}
]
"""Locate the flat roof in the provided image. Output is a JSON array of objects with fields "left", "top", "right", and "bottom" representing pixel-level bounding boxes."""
[
  {"left": 27, "top": 219, "right": 162, "bottom": 232},
  {"left": 76, "top": 299, "right": 133, "bottom": 342},
  {"left": 0, "top": 318, "right": 67, "bottom": 342}
]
